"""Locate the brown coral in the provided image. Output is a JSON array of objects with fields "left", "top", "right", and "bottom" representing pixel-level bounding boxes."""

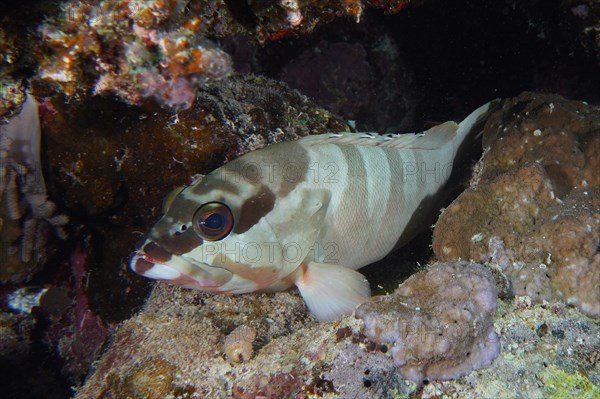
[{"left": 433, "top": 92, "right": 600, "bottom": 317}]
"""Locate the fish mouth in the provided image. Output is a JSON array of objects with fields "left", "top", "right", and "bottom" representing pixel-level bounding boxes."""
[{"left": 130, "top": 240, "right": 233, "bottom": 290}]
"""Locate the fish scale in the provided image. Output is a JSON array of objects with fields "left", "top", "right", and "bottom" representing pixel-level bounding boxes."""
[{"left": 130, "top": 100, "right": 499, "bottom": 321}]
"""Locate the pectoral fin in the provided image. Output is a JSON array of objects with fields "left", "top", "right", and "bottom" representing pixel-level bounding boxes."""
[{"left": 294, "top": 262, "right": 371, "bottom": 322}]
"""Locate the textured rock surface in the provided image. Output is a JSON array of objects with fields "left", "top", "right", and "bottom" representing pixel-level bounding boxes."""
[
  {"left": 356, "top": 261, "right": 500, "bottom": 383},
  {"left": 433, "top": 92, "right": 600, "bottom": 318}
]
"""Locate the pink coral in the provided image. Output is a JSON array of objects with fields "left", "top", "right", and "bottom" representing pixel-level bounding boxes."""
[{"left": 356, "top": 261, "right": 500, "bottom": 383}]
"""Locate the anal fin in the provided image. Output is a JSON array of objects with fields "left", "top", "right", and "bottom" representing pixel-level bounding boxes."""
[{"left": 294, "top": 262, "right": 371, "bottom": 322}]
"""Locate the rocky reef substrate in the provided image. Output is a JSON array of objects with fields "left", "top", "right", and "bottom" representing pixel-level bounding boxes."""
[{"left": 70, "top": 92, "right": 600, "bottom": 399}]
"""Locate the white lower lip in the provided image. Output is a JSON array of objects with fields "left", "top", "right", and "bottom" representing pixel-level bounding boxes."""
[{"left": 142, "top": 262, "right": 182, "bottom": 280}]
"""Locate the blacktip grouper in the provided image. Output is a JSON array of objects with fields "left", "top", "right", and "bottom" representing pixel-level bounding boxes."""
[{"left": 130, "top": 101, "right": 498, "bottom": 321}]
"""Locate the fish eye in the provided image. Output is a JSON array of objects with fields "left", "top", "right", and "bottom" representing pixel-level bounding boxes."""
[{"left": 192, "top": 202, "right": 234, "bottom": 241}]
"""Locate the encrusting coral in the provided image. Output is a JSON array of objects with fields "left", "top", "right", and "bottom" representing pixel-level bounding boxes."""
[
  {"left": 356, "top": 261, "right": 501, "bottom": 383},
  {"left": 37, "top": 0, "right": 233, "bottom": 109},
  {"left": 34, "top": 0, "right": 419, "bottom": 109}
]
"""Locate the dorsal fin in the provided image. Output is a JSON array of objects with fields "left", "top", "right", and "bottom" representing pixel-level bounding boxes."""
[
  {"left": 299, "top": 99, "right": 499, "bottom": 152},
  {"left": 300, "top": 121, "right": 459, "bottom": 151}
]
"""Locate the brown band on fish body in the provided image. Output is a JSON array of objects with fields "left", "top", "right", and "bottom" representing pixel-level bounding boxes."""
[
  {"left": 233, "top": 185, "right": 276, "bottom": 234},
  {"left": 214, "top": 254, "right": 279, "bottom": 289},
  {"left": 329, "top": 143, "right": 369, "bottom": 240},
  {"left": 271, "top": 141, "right": 310, "bottom": 197},
  {"left": 383, "top": 148, "right": 406, "bottom": 238},
  {"left": 338, "top": 142, "right": 368, "bottom": 196}
]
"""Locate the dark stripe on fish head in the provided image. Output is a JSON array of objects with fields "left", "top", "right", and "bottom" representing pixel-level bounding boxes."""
[
  {"left": 233, "top": 185, "right": 276, "bottom": 234},
  {"left": 146, "top": 179, "right": 216, "bottom": 256},
  {"left": 146, "top": 198, "right": 204, "bottom": 256},
  {"left": 156, "top": 228, "right": 203, "bottom": 256}
]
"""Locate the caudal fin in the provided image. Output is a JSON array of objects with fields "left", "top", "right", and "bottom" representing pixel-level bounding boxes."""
[
  {"left": 294, "top": 262, "right": 371, "bottom": 322},
  {"left": 455, "top": 99, "right": 501, "bottom": 145}
]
